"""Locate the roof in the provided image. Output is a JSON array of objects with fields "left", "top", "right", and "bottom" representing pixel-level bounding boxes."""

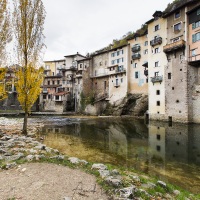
[
  {"left": 44, "top": 59, "right": 65, "bottom": 63},
  {"left": 77, "top": 57, "right": 91, "bottom": 62},
  {"left": 163, "top": 0, "right": 198, "bottom": 18},
  {"left": 187, "top": 3, "right": 200, "bottom": 14},
  {"left": 55, "top": 91, "right": 69, "bottom": 96},
  {"left": 64, "top": 53, "right": 86, "bottom": 58}
]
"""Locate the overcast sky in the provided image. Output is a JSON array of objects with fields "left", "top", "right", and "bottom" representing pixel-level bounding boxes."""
[{"left": 42, "top": 0, "right": 173, "bottom": 61}]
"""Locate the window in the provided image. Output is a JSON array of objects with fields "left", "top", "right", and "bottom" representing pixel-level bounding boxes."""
[
  {"left": 121, "top": 78, "right": 123, "bottom": 83},
  {"left": 57, "top": 80, "right": 60, "bottom": 85},
  {"left": 111, "top": 53, "right": 115, "bottom": 57},
  {"left": 155, "top": 25, "right": 160, "bottom": 31},
  {"left": 48, "top": 81, "right": 50, "bottom": 85},
  {"left": 175, "top": 11, "right": 180, "bottom": 19},
  {"left": 192, "top": 32, "right": 200, "bottom": 43},
  {"left": 117, "top": 59, "right": 120, "bottom": 64},
  {"left": 168, "top": 73, "right": 171, "bottom": 79},
  {"left": 122, "top": 58, "right": 124, "bottom": 62},
  {"left": 55, "top": 96, "right": 59, "bottom": 100},
  {"left": 157, "top": 101, "right": 160, "bottom": 106},
  {"left": 192, "top": 20, "right": 200, "bottom": 29},
  {"left": 192, "top": 49, "right": 196, "bottom": 57},
  {"left": 155, "top": 48, "right": 159, "bottom": 54},
  {"left": 197, "top": 8, "right": 200, "bottom": 15},
  {"left": 43, "top": 95, "right": 47, "bottom": 100},
  {"left": 144, "top": 41, "right": 148, "bottom": 46},
  {"left": 80, "top": 64, "right": 82, "bottom": 68},
  {"left": 157, "top": 134, "right": 161, "bottom": 140},
  {"left": 99, "top": 62, "right": 102, "bottom": 66},
  {"left": 134, "top": 63, "right": 137, "bottom": 68},
  {"left": 156, "top": 90, "right": 160, "bottom": 95},
  {"left": 111, "top": 60, "right": 115, "bottom": 65},
  {"left": 144, "top": 49, "right": 148, "bottom": 54},
  {"left": 155, "top": 72, "right": 159, "bottom": 76},
  {"left": 174, "top": 23, "right": 181, "bottom": 31},
  {"left": 117, "top": 51, "right": 120, "bottom": 56},
  {"left": 155, "top": 61, "right": 159, "bottom": 67},
  {"left": 52, "top": 81, "right": 55, "bottom": 85},
  {"left": 121, "top": 50, "right": 124, "bottom": 54},
  {"left": 135, "top": 72, "right": 139, "bottom": 79},
  {"left": 104, "top": 81, "right": 106, "bottom": 89}
]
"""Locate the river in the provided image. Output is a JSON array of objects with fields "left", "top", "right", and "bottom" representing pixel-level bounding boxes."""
[{"left": 36, "top": 116, "right": 200, "bottom": 194}]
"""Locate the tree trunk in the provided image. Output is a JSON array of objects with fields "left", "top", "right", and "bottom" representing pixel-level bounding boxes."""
[{"left": 22, "top": 112, "right": 28, "bottom": 135}]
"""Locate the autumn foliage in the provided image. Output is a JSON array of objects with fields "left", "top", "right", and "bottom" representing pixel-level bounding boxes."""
[{"left": 0, "top": 67, "right": 7, "bottom": 100}]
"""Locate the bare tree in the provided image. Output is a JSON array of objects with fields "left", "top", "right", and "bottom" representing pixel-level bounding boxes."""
[
  {"left": 13, "top": 0, "right": 45, "bottom": 134},
  {"left": 0, "top": 0, "right": 11, "bottom": 65}
]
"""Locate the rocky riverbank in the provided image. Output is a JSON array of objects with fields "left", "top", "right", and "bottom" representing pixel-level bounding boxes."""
[{"left": 0, "top": 117, "right": 199, "bottom": 200}]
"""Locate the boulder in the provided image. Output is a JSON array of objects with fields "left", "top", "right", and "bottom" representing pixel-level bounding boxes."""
[{"left": 91, "top": 163, "right": 107, "bottom": 170}]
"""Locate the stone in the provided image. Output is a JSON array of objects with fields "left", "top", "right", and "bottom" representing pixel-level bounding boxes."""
[
  {"left": 111, "top": 169, "right": 119, "bottom": 175},
  {"left": 91, "top": 163, "right": 107, "bottom": 170},
  {"left": 29, "top": 149, "right": 38, "bottom": 154},
  {"left": 5, "top": 162, "right": 17, "bottom": 170},
  {"left": 68, "top": 157, "right": 79, "bottom": 164},
  {"left": 173, "top": 190, "right": 180, "bottom": 196},
  {"left": 26, "top": 155, "right": 35, "bottom": 161},
  {"left": 50, "top": 155, "right": 64, "bottom": 160},
  {"left": 34, "top": 145, "right": 46, "bottom": 150},
  {"left": 157, "top": 180, "right": 167, "bottom": 188},
  {"left": 164, "top": 193, "right": 172, "bottom": 199},
  {"left": 119, "top": 186, "right": 135, "bottom": 198},
  {"left": 105, "top": 176, "right": 121, "bottom": 187},
  {"left": 130, "top": 175, "right": 140, "bottom": 183},
  {"left": 80, "top": 159, "right": 88, "bottom": 165},
  {"left": 98, "top": 170, "right": 110, "bottom": 178},
  {"left": 141, "top": 182, "right": 156, "bottom": 189},
  {"left": 0, "top": 155, "right": 3, "bottom": 160},
  {"left": 21, "top": 168, "right": 27, "bottom": 172}
]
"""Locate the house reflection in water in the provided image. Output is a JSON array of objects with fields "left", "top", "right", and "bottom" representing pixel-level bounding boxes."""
[{"left": 40, "top": 118, "right": 200, "bottom": 193}]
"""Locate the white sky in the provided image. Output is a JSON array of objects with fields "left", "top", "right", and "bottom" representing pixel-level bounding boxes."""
[{"left": 43, "top": 0, "right": 173, "bottom": 61}]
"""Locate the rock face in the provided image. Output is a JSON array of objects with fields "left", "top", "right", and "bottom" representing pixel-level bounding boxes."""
[
  {"left": 104, "top": 93, "right": 148, "bottom": 116},
  {"left": 83, "top": 93, "right": 148, "bottom": 116}
]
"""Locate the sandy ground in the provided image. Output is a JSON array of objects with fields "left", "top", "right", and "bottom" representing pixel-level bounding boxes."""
[{"left": 0, "top": 163, "right": 109, "bottom": 200}]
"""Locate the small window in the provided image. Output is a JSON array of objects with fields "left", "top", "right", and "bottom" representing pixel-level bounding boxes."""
[
  {"left": 191, "top": 49, "right": 196, "bottom": 56},
  {"left": 157, "top": 101, "right": 160, "bottom": 106},
  {"left": 175, "top": 11, "right": 180, "bottom": 19},
  {"left": 168, "top": 73, "right": 171, "bottom": 79},
  {"left": 156, "top": 145, "right": 161, "bottom": 151},
  {"left": 80, "top": 64, "right": 82, "bottom": 68},
  {"left": 144, "top": 49, "right": 148, "bottom": 54},
  {"left": 56, "top": 96, "right": 59, "bottom": 100},
  {"left": 197, "top": 8, "right": 200, "bottom": 15},
  {"left": 155, "top": 72, "right": 159, "bottom": 76},
  {"left": 135, "top": 72, "right": 139, "bottom": 79},
  {"left": 155, "top": 25, "right": 160, "bottom": 31},
  {"left": 174, "top": 23, "right": 181, "bottom": 31},
  {"left": 121, "top": 78, "right": 123, "bottom": 83},
  {"left": 134, "top": 63, "right": 138, "bottom": 68},
  {"left": 144, "top": 41, "right": 148, "bottom": 46},
  {"left": 155, "top": 61, "right": 159, "bottom": 67},
  {"left": 43, "top": 95, "right": 47, "bottom": 99},
  {"left": 48, "top": 81, "right": 50, "bottom": 85},
  {"left": 157, "top": 134, "right": 161, "bottom": 140},
  {"left": 155, "top": 48, "right": 159, "bottom": 54},
  {"left": 156, "top": 90, "right": 160, "bottom": 95}
]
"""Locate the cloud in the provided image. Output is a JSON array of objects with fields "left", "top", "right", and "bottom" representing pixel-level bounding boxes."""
[{"left": 43, "top": 0, "right": 172, "bottom": 60}]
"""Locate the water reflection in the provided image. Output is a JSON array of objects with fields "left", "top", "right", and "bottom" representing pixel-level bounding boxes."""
[{"left": 39, "top": 117, "right": 200, "bottom": 194}]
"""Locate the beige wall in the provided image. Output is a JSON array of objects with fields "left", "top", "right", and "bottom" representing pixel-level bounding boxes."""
[
  {"left": 108, "top": 45, "right": 129, "bottom": 104},
  {"left": 128, "top": 35, "right": 148, "bottom": 95},
  {"left": 148, "top": 17, "right": 167, "bottom": 120}
]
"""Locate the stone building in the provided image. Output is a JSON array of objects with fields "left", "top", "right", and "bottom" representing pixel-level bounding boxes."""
[{"left": 41, "top": 53, "right": 86, "bottom": 112}]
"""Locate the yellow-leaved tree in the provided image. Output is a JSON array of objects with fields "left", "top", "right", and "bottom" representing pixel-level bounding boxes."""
[
  {"left": 0, "top": 67, "right": 7, "bottom": 100},
  {"left": 13, "top": 0, "right": 45, "bottom": 134},
  {"left": 16, "top": 65, "right": 43, "bottom": 114}
]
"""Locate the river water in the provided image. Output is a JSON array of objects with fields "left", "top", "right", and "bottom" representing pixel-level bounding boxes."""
[{"left": 37, "top": 116, "right": 200, "bottom": 194}]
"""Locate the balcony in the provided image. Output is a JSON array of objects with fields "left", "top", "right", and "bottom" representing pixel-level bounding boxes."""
[
  {"left": 144, "top": 70, "right": 148, "bottom": 76},
  {"left": 132, "top": 53, "right": 141, "bottom": 60},
  {"left": 151, "top": 76, "right": 163, "bottom": 84},
  {"left": 70, "top": 66, "right": 77, "bottom": 71},
  {"left": 90, "top": 72, "right": 108, "bottom": 78},
  {"left": 57, "top": 66, "right": 67, "bottom": 71},
  {"left": 113, "top": 82, "right": 120, "bottom": 87},
  {"left": 163, "top": 40, "right": 185, "bottom": 53},
  {"left": 132, "top": 45, "right": 141, "bottom": 52},
  {"left": 115, "top": 69, "right": 126, "bottom": 73},
  {"left": 150, "top": 37, "right": 162, "bottom": 46},
  {"left": 189, "top": 54, "right": 200, "bottom": 67},
  {"left": 42, "top": 89, "right": 48, "bottom": 94}
]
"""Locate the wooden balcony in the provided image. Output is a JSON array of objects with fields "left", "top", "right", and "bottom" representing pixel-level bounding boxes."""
[
  {"left": 151, "top": 76, "right": 163, "bottom": 84},
  {"left": 150, "top": 37, "right": 162, "bottom": 46},
  {"left": 132, "top": 45, "right": 141, "bottom": 52},
  {"left": 188, "top": 54, "right": 200, "bottom": 67},
  {"left": 163, "top": 40, "right": 185, "bottom": 53},
  {"left": 132, "top": 53, "right": 141, "bottom": 60}
]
